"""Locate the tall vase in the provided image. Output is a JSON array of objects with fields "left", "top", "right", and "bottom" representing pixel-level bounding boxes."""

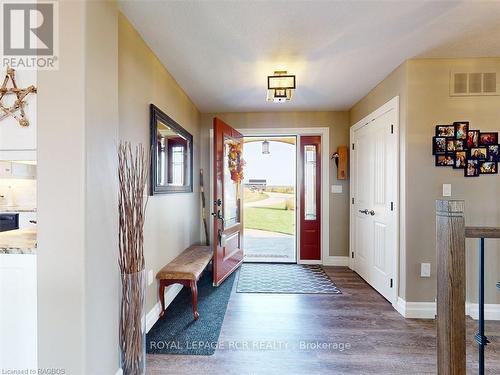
[{"left": 119, "top": 269, "right": 146, "bottom": 375}]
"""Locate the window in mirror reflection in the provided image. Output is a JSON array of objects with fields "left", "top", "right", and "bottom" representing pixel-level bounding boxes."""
[{"left": 156, "top": 121, "right": 189, "bottom": 187}]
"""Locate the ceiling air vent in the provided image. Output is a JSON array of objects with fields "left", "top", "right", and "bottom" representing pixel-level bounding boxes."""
[{"left": 450, "top": 72, "right": 498, "bottom": 96}]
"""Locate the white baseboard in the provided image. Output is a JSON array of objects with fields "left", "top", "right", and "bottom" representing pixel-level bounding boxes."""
[
  {"left": 145, "top": 283, "right": 184, "bottom": 333},
  {"left": 466, "top": 302, "right": 500, "bottom": 321},
  {"left": 394, "top": 297, "right": 407, "bottom": 317},
  {"left": 322, "top": 256, "right": 349, "bottom": 267},
  {"left": 396, "top": 297, "right": 437, "bottom": 319},
  {"left": 115, "top": 368, "right": 123, "bottom": 375},
  {"left": 396, "top": 298, "right": 500, "bottom": 321}
]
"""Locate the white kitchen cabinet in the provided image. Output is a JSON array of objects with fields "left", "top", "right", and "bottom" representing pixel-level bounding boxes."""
[
  {"left": 0, "top": 161, "right": 12, "bottom": 177},
  {"left": 0, "top": 253, "right": 37, "bottom": 370},
  {"left": 19, "top": 212, "right": 37, "bottom": 229},
  {"left": 0, "top": 161, "right": 36, "bottom": 179}
]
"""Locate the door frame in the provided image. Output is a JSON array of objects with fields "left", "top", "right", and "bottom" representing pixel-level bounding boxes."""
[
  {"left": 209, "top": 126, "right": 330, "bottom": 265},
  {"left": 349, "top": 96, "right": 400, "bottom": 308}
]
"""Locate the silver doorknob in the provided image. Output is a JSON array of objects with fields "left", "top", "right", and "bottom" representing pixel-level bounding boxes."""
[
  {"left": 359, "top": 209, "right": 368, "bottom": 215},
  {"left": 369, "top": 210, "right": 375, "bottom": 216}
]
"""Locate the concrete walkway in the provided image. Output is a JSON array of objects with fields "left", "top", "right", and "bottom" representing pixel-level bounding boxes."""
[
  {"left": 244, "top": 192, "right": 294, "bottom": 208},
  {"left": 244, "top": 229, "right": 295, "bottom": 262}
]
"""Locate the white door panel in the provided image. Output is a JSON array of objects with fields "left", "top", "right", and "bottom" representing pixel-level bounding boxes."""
[
  {"left": 352, "top": 108, "right": 397, "bottom": 303},
  {"left": 353, "top": 128, "right": 373, "bottom": 280}
]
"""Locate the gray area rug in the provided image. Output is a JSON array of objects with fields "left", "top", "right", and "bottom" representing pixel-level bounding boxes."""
[
  {"left": 146, "top": 270, "right": 235, "bottom": 355},
  {"left": 236, "top": 263, "right": 341, "bottom": 294}
]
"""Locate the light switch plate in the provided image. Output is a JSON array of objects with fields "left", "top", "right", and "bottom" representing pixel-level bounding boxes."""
[
  {"left": 442, "top": 184, "right": 452, "bottom": 197},
  {"left": 331, "top": 185, "right": 343, "bottom": 194},
  {"left": 421, "top": 263, "right": 431, "bottom": 278},
  {"left": 148, "top": 270, "right": 154, "bottom": 286}
]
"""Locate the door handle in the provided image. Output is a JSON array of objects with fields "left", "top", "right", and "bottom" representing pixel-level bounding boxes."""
[
  {"left": 217, "top": 210, "right": 224, "bottom": 221},
  {"left": 368, "top": 210, "right": 375, "bottom": 216},
  {"left": 359, "top": 209, "right": 369, "bottom": 215},
  {"left": 211, "top": 210, "right": 225, "bottom": 222}
]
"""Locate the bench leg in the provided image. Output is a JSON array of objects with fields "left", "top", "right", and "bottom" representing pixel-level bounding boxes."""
[
  {"left": 190, "top": 280, "right": 199, "bottom": 320},
  {"left": 158, "top": 280, "right": 166, "bottom": 319}
]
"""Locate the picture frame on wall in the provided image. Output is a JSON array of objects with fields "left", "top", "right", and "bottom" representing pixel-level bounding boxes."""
[
  {"left": 453, "top": 151, "right": 467, "bottom": 169},
  {"left": 479, "top": 132, "right": 498, "bottom": 146},
  {"left": 432, "top": 136, "right": 448, "bottom": 155},
  {"left": 446, "top": 139, "right": 465, "bottom": 152},
  {"left": 487, "top": 144, "right": 499, "bottom": 161},
  {"left": 467, "top": 130, "right": 479, "bottom": 148},
  {"left": 479, "top": 161, "right": 498, "bottom": 174},
  {"left": 432, "top": 121, "right": 498, "bottom": 178},
  {"left": 454, "top": 121, "right": 468, "bottom": 140},
  {"left": 435, "top": 124, "right": 455, "bottom": 137},
  {"left": 464, "top": 159, "right": 479, "bottom": 177},
  {"left": 469, "top": 147, "right": 487, "bottom": 160},
  {"left": 436, "top": 154, "right": 454, "bottom": 167}
]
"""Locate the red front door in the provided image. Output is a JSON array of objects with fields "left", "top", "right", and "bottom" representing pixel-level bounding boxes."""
[
  {"left": 299, "top": 136, "right": 321, "bottom": 261},
  {"left": 213, "top": 118, "right": 244, "bottom": 286}
]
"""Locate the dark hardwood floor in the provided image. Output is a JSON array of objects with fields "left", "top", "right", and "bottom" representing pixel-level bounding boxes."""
[{"left": 147, "top": 266, "right": 500, "bottom": 374}]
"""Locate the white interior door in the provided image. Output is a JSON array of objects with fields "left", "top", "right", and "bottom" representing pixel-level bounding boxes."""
[
  {"left": 353, "top": 128, "right": 373, "bottom": 278},
  {"left": 351, "top": 108, "right": 397, "bottom": 303}
]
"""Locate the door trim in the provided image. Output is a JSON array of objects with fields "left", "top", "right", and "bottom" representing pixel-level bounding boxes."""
[
  {"left": 209, "top": 127, "right": 329, "bottom": 265},
  {"left": 349, "top": 96, "right": 400, "bottom": 308}
]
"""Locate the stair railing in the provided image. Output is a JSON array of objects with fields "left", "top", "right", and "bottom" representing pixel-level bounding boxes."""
[{"left": 436, "top": 200, "right": 500, "bottom": 375}]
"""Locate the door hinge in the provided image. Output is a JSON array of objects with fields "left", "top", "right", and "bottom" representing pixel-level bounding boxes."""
[
  {"left": 391, "top": 124, "right": 394, "bottom": 134},
  {"left": 352, "top": 143, "right": 355, "bottom": 150},
  {"left": 351, "top": 251, "right": 354, "bottom": 259},
  {"left": 390, "top": 202, "right": 394, "bottom": 211},
  {"left": 390, "top": 278, "right": 393, "bottom": 288},
  {"left": 352, "top": 197, "right": 355, "bottom": 204}
]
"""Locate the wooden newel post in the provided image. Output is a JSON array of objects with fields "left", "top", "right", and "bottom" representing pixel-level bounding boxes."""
[{"left": 436, "top": 200, "right": 466, "bottom": 375}]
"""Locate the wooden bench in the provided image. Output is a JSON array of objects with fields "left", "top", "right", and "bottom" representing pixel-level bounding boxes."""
[{"left": 156, "top": 245, "right": 213, "bottom": 320}]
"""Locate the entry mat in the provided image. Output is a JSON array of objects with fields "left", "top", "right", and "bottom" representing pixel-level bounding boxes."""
[
  {"left": 146, "top": 270, "right": 235, "bottom": 355},
  {"left": 236, "top": 263, "right": 342, "bottom": 294}
]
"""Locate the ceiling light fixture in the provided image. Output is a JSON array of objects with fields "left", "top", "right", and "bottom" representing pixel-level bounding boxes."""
[{"left": 267, "top": 71, "right": 295, "bottom": 103}]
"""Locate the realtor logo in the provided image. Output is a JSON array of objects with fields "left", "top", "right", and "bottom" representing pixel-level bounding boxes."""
[{"left": 1, "top": 1, "right": 58, "bottom": 69}]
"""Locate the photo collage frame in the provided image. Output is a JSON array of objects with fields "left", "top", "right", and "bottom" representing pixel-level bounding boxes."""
[{"left": 433, "top": 122, "right": 498, "bottom": 177}]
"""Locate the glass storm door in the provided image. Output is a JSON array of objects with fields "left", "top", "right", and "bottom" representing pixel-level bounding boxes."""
[
  {"left": 213, "top": 117, "right": 244, "bottom": 286},
  {"left": 299, "top": 136, "right": 321, "bottom": 261}
]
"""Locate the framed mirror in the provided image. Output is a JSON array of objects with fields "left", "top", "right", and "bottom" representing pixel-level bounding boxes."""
[{"left": 150, "top": 104, "right": 193, "bottom": 194}]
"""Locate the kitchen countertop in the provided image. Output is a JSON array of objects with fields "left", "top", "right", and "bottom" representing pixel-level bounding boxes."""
[
  {"left": 0, "top": 206, "right": 37, "bottom": 213},
  {"left": 0, "top": 228, "right": 37, "bottom": 254}
]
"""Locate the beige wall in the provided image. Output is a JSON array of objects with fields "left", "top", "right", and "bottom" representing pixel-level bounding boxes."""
[
  {"left": 350, "top": 58, "right": 500, "bottom": 303},
  {"left": 406, "top": 58, "right": 500, "bottom": 303},
  {"left": 38, "top": 1, "right": 120, "bottom": 373},
  {"left": 84, "top": 1, "right": 120, "bottom": 373},
  {"left": 200, "top": 111, "right": 350, "bottom": 257},
  {"left": 38, "top": 1, "right": 86, "bottom": 372},
  {"left": 349, "top": 63, "right": 409, "bottom": 298},
  {"left": 118, "top": 13, "right": 202, "bottom": 313}
]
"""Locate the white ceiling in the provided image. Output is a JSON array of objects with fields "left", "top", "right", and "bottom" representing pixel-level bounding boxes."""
[{"left": 119, "top": 0, "right": 500, "bottom": 112}]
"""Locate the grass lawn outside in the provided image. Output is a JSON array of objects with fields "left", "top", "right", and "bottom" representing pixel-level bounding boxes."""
[{"left": 244, "top": 207, "right": 295, "bottom": 235}]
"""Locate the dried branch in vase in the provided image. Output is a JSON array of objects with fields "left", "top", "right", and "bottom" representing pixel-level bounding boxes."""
[
  {"left": 118, "top": 142, "right": 149, "bottom": 375},
  {"left": 118, "top": 142, "right": 149, "bottom": 274}
]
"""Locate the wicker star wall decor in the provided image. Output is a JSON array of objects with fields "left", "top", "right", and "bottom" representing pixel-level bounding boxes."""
[{"left": 0, "top": 67, "right": 37, "bottom": 127}]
